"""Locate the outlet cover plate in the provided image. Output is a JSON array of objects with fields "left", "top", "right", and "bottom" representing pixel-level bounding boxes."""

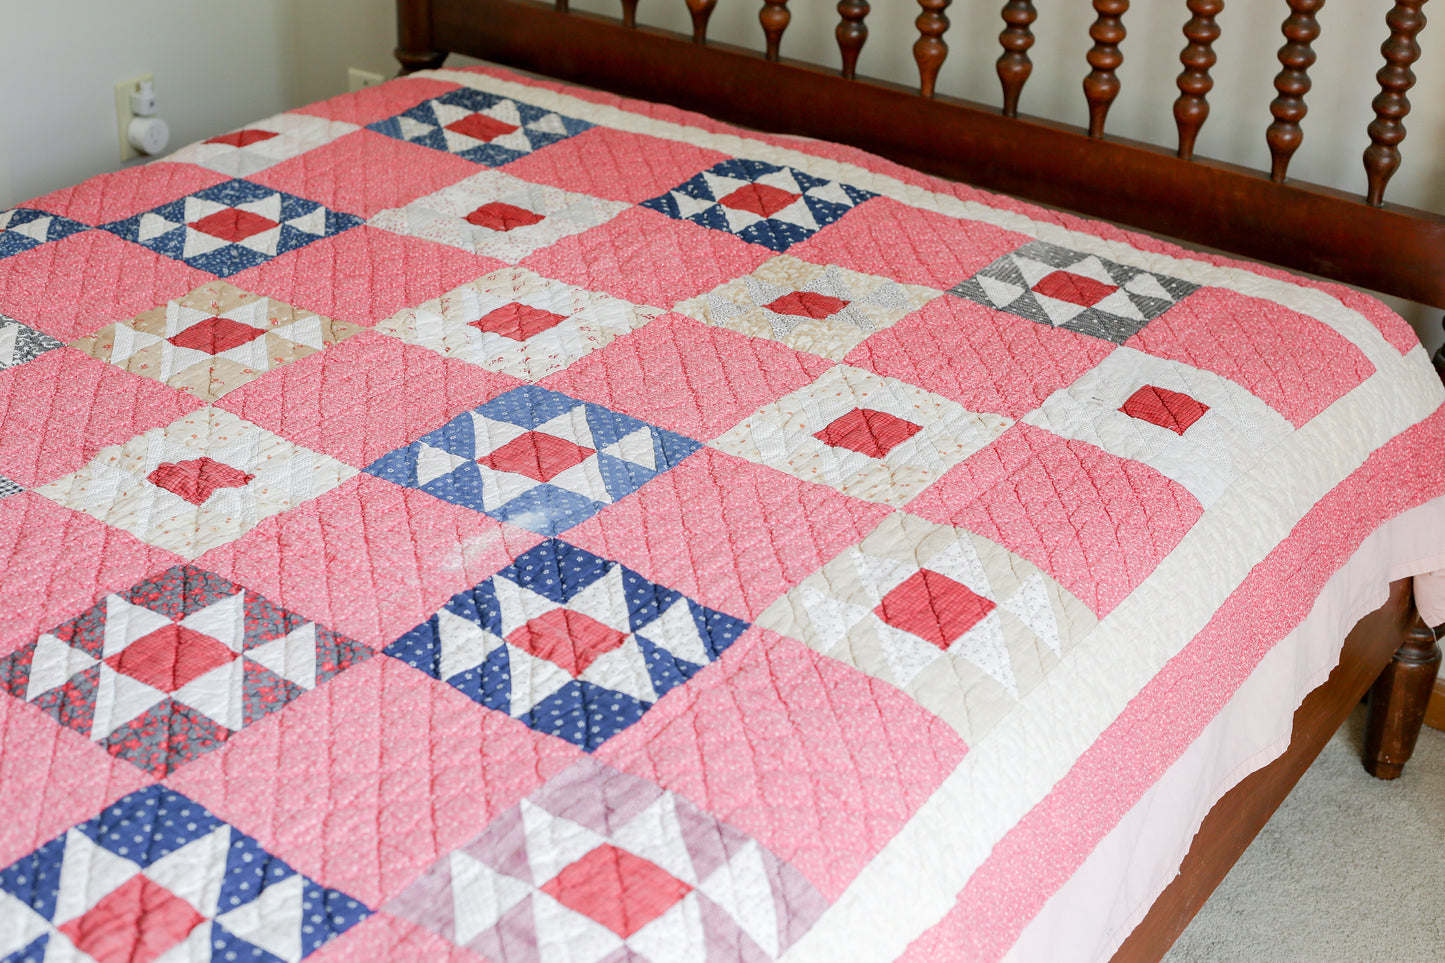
[
  {"left": 348, "top": 68, "right": 385, "bottom": 93},
  {"left": 114, "top": 73, "right": 152, "bottom": 162}
]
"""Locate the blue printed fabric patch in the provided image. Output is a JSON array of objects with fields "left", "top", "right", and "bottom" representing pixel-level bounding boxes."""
[
  {"left": 386, "top": 539, "right": 750, "bottom": 751},
  {"left": 363, "top": 385, "right": 701, "bottom": 536},
  {"left": 367, "top": 88, "right": 593, "bottom": 166},
  {"left": 0, "top": 787, "right": 369, "bottom": 963},
  {"left": 101, "top": 179, "right": 362, "bottom": 277},
  {"left": 641, "top": 157, "right": 877, "bottom": 252},
  {"left": 0, "top": 208, "right": 87, "bottom": 260}
]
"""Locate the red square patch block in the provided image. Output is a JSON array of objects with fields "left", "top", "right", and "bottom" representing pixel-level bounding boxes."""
[
  {"left": 57, "top": 874, "right": 205, "bottom": 963},
  {"left": 465, "top": 202, "right": 545, "bottom": 232},
  {"left": 105, "top": 623, "right": 237, "bottom": 692},
  {"left": 479, "top": 431, "right": 595, "bottom": 483},
  {"left": 447, "top": 112, "right": 519, "bottom": 142},
  {"left": 1119, "top": 384, "right": 1210, "bottom": 435},
  {"left": 814, "top": 408, "right": 923, "bottom": 459},
  {"left": 189, "top": 208, "right": 278, "bottom": 243},
  {"left": 874, "top": 570, "right": 996, "bottom": 650},
  {"left": 472, "top": 302, "right": 568, "bottom": 341},
  {"left": 207, "top": 129, "right": 280, "bottom": 148},
  {"left": 1032, "top": 270, "right": 1117, "bottom": 307},
  {"left": 539, "top": 844, "right": 693, "bottom": 939},
  {"left": 166, "top": 316, "right": 268, "bottom": 354},
  {"left": 147, "top": 457, "right": 256, "bottom": 505},
  {"left": 508, "top": 608, "right": 628, "bottom": 676},
  {"left": 766, "top": 290, "right": 850, "bottom": 319},
  {"left": 720, "top": 183, "right": 802, "bottom": 218}
]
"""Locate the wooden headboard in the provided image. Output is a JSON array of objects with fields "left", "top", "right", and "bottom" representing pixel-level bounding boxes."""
[{"left": 394, "top": 0, "right": 1445, "bottom": 313}]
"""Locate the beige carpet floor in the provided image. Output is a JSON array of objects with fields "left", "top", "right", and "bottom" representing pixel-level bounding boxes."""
[{"left": 1161, "top": 707, "right": 1445, "bottom": 962}]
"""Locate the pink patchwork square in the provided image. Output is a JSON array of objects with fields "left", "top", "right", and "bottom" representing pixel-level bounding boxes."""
[
  {"left": 164, "top": 656, "right": 583, "bottom": 907},
  {"left": 306, "top": 912, "right": 490, "bottom": 963},
  {"left": 845, "top": 294, "right": 1116, "bottom": 418},
  {"left": 564, "top": 447, "right": 892, "bottom": 619},
  {"left": 905, "top": 423, "right": 1201, "bottom": 616},
  {"left": 295, "top": 76, "right": 463, "bottom": 127},
  {"left": 1124, "top": 286, "right": 1376, "bottom": 427},
  {"left": 19, "top": 162, "right": 228, "bottom": 226},
  {"left": 500, "top": 125, "right": 729, "bottom": 203},
  {"left": 0, "top": 492, "right": 183, "bottom": 657},
  {"left": 217, "top": 331, "right": 521, "bottom": 467},
  {"left": 197, "top": 473, "right": 542, "bottom": 649},
  {"left": 252, "top": 129, "right": 481, "bottom": 218},
  {"left": 541, "top": 312, "right": 835, "bottom": 440},
  {"left": 0, "top": 697, "right": 156, "bottom": 871},
  {"left": 0, "top": 232, "right": 216, "bottom": 342},
  {"left": 0, "top": 348, "right": 204, "bottom": 487},
  {"left": 597, "top": 626, "right": 967, "bottom": 900},
  {"left": 522, "top": 207, "right": 772, "bottom": 309},
  {"left": 787, "top": 196, "right": 1033, "bottom": 289},
  {"left": 231, "top": 226, "right": 504, "bottom": 328}
]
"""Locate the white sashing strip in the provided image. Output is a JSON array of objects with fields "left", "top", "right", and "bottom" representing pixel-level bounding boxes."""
[{"left": 425, "top": 69, "right": 1399, "bottom": 371}]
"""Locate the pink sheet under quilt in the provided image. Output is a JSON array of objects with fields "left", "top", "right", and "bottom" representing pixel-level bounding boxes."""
[{"left": 1, "top": 65, "right": 1443, "bottom": 963}]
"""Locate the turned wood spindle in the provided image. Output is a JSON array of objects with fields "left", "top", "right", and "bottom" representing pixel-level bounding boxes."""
[
  {"left": 997, "top": 1, "right": 1038, "bottom": 118},
  {"left": 396, "top": 0, "right": 446, "bottom": 73},
  {"left": 621, "top": 0, "right": 638, "bottom": 28},
  {"left": 1174, "top": 0, "right": 1224, "bottom": 160},
  {"left": 760, "top": 0, "right": 792, "bottom": 61},
  {"left": 915, "top": 0, "right": 953, "bottom": 98},
  {"left": 686, "top": 0, "right": 719, "bottom": 44},
  {"left": 1084, "top": 0, "right": 1129, "bottom": 138},
  {"left": 1365, "top": 612, "right": 1441, "bottom": 778},
  {"left": 1267, "top": 0, "right": 1325, "bottom": 183},
  {"left": 837, "top": 0, "right": 870, "bottom": 79},
  {"left": 556, "top": 0, "right": 568, "bottom": 11},
  {"left": 1364, "top": 0, "right": 1429, "bottom": 206}
]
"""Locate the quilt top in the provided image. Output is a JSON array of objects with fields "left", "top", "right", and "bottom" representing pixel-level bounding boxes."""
[{"left": 0, "top": 65, "right": 1443, "bottom": 963}]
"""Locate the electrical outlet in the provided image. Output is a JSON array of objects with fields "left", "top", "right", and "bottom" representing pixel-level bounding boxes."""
[
  {"left": 114, "top": 73, "right": 152, "bottom": 162},
  {"left": 348, "top": 68, "right": 385, "bottom": 93}
]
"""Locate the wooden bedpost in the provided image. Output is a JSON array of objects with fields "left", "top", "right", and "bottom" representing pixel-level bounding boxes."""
[
  {"left": 396, "top": 0, "right": 447, "bottom": 74},
  {"left": 1364, "top": 323, "right": 1445, "bottom": 779}
]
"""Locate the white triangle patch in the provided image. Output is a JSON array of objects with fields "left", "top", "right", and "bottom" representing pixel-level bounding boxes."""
[
  {"left": 1123, "top": 271, "right": 1174, "bottom": 301},
  {"left": 697, "top": 840, "right": 781, "bottom": 958},
  {"left": 450, "top": 849, "right": 533, "bottom": 946},
  {"left": 977, "top": 274, "right": 1024, "bottom": 308},
  {"left": 246, "top": 622, "right": 319, "bottom": 690},
  {"left": 214, "top": 872, "right": 304, "bottom": 963},
  {"left": 50, "top": 829, "right": 142, "bottom": 926},
  {"left": 436, "top": 608, "right": 504, "bottom": 682},
  {"left": 142, "top": 825, "right": 231, "bottom": 918},
  {"left": 635, "top": 597, "right": 710, "bottom": 668},
  {"left": 25, "top": 634, "right": 100, "bottom": 702},
  {"left": 600, "top": 428, "right": 656, "bottom": 471},
  {"left": 416, "top": 443, "right": 469, "bottom": 487}
]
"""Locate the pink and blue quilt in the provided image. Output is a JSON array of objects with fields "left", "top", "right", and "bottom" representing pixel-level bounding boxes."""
[{"left": 1, "top": 65, "right": 1443, "bottom": 963}]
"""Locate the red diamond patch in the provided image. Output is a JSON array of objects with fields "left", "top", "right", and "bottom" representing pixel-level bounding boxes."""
[
  {"left": 446, "top": 113, "right": 520, "bottom": 143},
  {"left": 718, "top": 182, "right": 802, "bottom": 218},
  {"left": 507, "top": 608, "right": 629, "bottom": 676},
  {"left": 765, "top": 291, "right": 850, "bottom": 319},
  {"left": 1120, "top": 384, "right": 1210, "bottom": 435},
  {"left": 479, "top": 432, "right": 595, "bottom": 482},
  {"left": 466, "top": 202, "right": 545, "bottom": 232},
  {"left": 206, "top": 129, "right": 280, "bottom": 148},
  {"left": 105, "top": 623, "right": 237, "bottom": 693},
  {"left": 1031, "top": 270, "right": 1117, "bottom": 307},
  {"left": 167, "top": 316, "right": 267, "bottom": 354},
  {"left": 56, "top": 875, "right": 205, "bottom": 963},
  {"left": 189, "top": 208, "right": 279, "bottom": 242},
  {"left": 875, "top": 570, "right": 996, "bottom": 651},
  {"left": 540, "top": 844, "right": 693, "bottom": 938},
  {"left": 814, "top": 408, "right": 923, "bottom": 458},
  {"left": 471, "top": 303, "right": 569, "bottom": 341},
  {"left": 148, "top": 458, "right": 256, "bottom": 505}
]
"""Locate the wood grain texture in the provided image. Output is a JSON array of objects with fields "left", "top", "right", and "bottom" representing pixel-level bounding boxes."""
[
  {"left": 685, "top": 0, "right": 717, "bottom": 44},
  {"left": 1084, "top": 0, "right": 1129, "bottom": 138},
  {"left": 1365, "top": 0, "right": 1429, "bottom": 206},
  {"left": 998, "top": 0, "right": 1037, "bottom": 119},
  {"left": 1175, "top": 0, "right": 1224, "bottom": 160},
  {"left": 1423, "top": 675, "right": 1445, "bottom": 731},
  {"left": 396, "top": 0, "right": 446, "bottom": 72},
  {"left": 1268, "top": 0, "right": 1325, "bottom": 183},
  {"left": 1365, "top": 614, "right": 1442, "bottom": 778},
  {"left": 760, "top": 0, "right": 790, "bottom": 61},
  {"left": 836, "top": 0, "right": 869, "bottom": 80},
  {"left": 914, "top": 0, "right": 952, "bottom": 98}
]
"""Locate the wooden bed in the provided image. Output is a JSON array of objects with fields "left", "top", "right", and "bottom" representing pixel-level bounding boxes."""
[{"left": 390, "top": 1, "right": 1444, "bottom": 959}]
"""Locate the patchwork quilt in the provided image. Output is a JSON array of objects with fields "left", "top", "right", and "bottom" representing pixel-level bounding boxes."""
[{"left": 1, "top": 65, "right": 1443, "bottom": 963}]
